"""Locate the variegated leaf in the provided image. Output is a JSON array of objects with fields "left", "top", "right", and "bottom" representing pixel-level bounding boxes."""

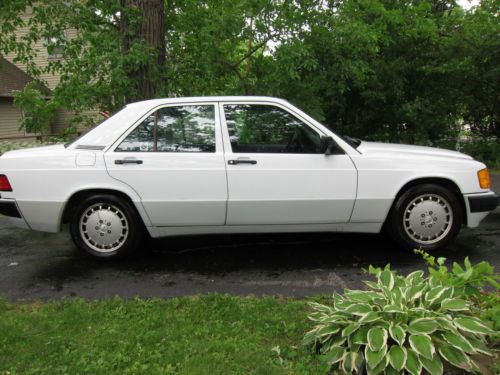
[
  {"left": 405, "top": 349, "right": 422, "bottom": 375},
  {"left": 420, "top": 354, "right": 443, "bottom": 375},
  {"left": 467, "top": 336, "right": 494, "bottom": 356},
  {"left": 323, "top": 346, "right": 345, "bottom": 365},
  {"left": 408, "top": 318, "right": 438, "bottom": 335},
  {"left": 425, "top": 286, "right": 450, "bottom": 305},
  {"left": 406, "top": 270, "right": 424, "bottom": 285},
  {"left": 389, "top": 324, "right": 406, "bottom": 346},
  {"left": 344, "top": 303, "right": 373, "bottom": 316},
  {"left": 440, "top": 298, "right": 468, "bottom": 311},
  {"left": 342, "top": 322, "right": 359, "bottom": 338},
  {"left": 388, "top": 345, "right": 407, "bottom": 371},
  {"left": 442, "top": 331, "right": 476, "bottom": 354},
  {"left": 438, "top": 343, "right": 472, "bottom": 372},
  {"left": 358, "top": 311, "right": 380, "bottom": 324},
  {"left": 365, "top": 344, "right": 388, "bottom": 369},
  {"left": 367, "top": 327, "right": 387, "bottom": 352},
  {"left": 409, "top": 334, "right": 435, "bottom": 360},
  {"left": 379, "top": 269, "right": 394, "bottom": 290},
  {"left": 454, "top": 317, "right": 493, "bottom": 335}
]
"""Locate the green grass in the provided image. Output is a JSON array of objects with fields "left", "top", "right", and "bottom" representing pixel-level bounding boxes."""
[{"left": 0, "top": 295, "right": 324, "bottom": 375}]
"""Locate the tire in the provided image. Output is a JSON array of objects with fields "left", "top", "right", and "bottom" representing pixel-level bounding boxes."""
[
  {"left": 388, "top": 184, "right": 463, "bottom": 251},
  {"left": 70, "top": 194, "right": 144, "bottom": 259}
]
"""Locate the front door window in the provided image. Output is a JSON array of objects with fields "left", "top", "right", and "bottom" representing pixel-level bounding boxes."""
[{"left": 223, "top": 104, "right": 322, "bottom": 154}]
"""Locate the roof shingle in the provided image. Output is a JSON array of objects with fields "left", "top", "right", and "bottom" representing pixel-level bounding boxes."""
[{"left": 0, "top": 56, "right": 50, "bottom": 97}]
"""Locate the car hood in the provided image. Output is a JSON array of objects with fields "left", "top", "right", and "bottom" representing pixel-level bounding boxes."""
[
  {"left": 357, "top": 141, "right": 472, "bottom": 160},
  {"left": 1, "top": 144, "right": 66, "bottom": 158}
]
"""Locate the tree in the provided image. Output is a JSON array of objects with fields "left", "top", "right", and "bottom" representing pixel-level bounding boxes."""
[
  {"left": 120, "top": 0, "right": 166, "bottom": 101},
  {"left": 0, "top": 0, "right": 167, "bottom": 113},
  {"left": 0, "top": 0, "right": 498, "bottom": 156}
]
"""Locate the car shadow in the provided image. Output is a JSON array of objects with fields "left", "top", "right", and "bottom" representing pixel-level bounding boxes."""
[{"left": 31, "top": 230, "right": 486, "bottom": 286}]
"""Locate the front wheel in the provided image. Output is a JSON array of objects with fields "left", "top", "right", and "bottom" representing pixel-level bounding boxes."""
[
  {"left": 388, "top": 184, "right": 463, "bottom": 250},
  {"left": 70, "top": 194, "right": 144, "bottom": 259}
]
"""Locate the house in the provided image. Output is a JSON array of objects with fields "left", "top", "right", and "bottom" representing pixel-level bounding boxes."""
[
  {"left": 0, "top": 8, "right": 97, "bottom": 140},
  {"left": 0, "top": 56, "right": 47, "bottom": 139}
]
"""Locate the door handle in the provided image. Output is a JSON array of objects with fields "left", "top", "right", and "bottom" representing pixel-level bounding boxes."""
[
  {"left": 115, "top": 159, "right": 143, "bottom": 165},
  {"left": 228, "top": 159, "right": 257, "bottom": 165}
]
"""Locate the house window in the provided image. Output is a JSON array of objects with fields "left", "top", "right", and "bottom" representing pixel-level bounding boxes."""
[{"left": 46, "top": 31, "right": 67, "bottom": 59}]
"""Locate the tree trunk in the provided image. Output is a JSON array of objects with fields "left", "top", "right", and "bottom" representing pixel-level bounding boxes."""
[{"left": 119, "top": 0, "right": 166, "bottom": 101}]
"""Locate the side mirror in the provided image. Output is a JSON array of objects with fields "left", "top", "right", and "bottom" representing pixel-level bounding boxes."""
[{"left": 320, "top": 136, "right": 343, "bottom": 155}]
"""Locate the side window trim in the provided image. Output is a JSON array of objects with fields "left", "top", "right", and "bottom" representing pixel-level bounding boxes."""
[
  {"left": 110, "top": 102, "right": 221, "bottom": 153},
  {"left": 219, "top": 101, "right": 326, "bottom": 155}
]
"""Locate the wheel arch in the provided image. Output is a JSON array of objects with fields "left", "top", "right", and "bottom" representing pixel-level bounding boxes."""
[
  {"left": 61, "top": 188, "right": 150, "bottom": 228},
  {"left": 386, "top": 177, "right": 467, "bottom": 226}
]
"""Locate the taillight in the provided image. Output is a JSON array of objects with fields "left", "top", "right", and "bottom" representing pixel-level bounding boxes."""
[{"left": 0, "top": 175, "right": 12, "bottom": 191}]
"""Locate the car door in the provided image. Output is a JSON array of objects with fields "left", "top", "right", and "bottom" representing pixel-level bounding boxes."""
[
  {"left": 104, "top": 103, "right": 228, "bottom": 226},
  {"left": 220, "top": 102, "right": 357, "bottom": 225}
]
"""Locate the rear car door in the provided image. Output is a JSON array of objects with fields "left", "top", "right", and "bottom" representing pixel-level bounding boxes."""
[
  {"left": 220, "top": 101, "right": 357, "bottom": 225},
  {"left": 104, "top": 103, "right": 227, "bottom": 226}
]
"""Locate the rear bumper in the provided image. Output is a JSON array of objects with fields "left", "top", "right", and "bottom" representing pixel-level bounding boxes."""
[
  {"left": 468, "top": 193, "right": 499, "bottom": 213},
  {"left": 0, "top": 200, "right": 22, "bottom": 218},
  {"left": 0, "top": 199, "right": 30, "bottom": 230}
]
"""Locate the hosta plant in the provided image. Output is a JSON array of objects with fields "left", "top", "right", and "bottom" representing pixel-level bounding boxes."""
[{"left": 304, "top": 266, "right": 496, "bottom": 374}]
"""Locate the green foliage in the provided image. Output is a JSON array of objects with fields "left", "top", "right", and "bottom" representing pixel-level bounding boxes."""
[
  {"left": 0, "top": 139, "right": 55, "bottom": 155},
  {"left": 0, "top": 295, "right": 323, "bottom": 374},
  {"left": 459, "top": 139, "right": 500, "bottom": 169},
  {"left": 1, "top": 0, "right": 498, "bottom": 144},
  {"left": 414, "top": 250, "right": 500, "bottom": 297},
  {"left": 304, "top": 266, "right": 496, "bottom": 374},
  {"left": 13, "top": 81, "right": 57, "bottom": 136},
  {"left": 414, "top": 250, "right": 500, "bottom": 338}
]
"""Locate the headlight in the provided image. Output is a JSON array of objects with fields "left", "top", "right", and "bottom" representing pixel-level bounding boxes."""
[{"left": 477, "top": 168, "right": 491, "bottom": 189}]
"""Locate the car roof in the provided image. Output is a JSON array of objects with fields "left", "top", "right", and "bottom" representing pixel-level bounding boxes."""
[{"left": 125, "top": 96, "right": 291, "bottom": 110}]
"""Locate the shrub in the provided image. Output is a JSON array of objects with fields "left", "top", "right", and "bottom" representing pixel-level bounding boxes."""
[
  {"left": 458, "top": 139, "right": 500, "bottom": 169},
  {"left": 414, "top": 250, "right": 500, "bottom": 297},
  {"left": 13, "top": 81, "right": 57, "bottom": 138},
  {"left": 304, "top": 266, "right": 495, "bottom": 374}
]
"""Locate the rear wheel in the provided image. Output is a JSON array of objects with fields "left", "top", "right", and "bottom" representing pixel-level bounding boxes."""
[
  {"left": 70, "top": 194, "right": 143, "bottom": 259},
  {"left": 388, "top": 184, "right": 463, "bottom": 250}
]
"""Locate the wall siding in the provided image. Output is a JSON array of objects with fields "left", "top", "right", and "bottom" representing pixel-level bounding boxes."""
[
  {"left": 4, "top": 9, "right": 64, "bottom": 90},
  {"left": 2, "top": 9, "right": 98, "bottom": 137},
  {"left": 0, "top": 98, "right": 25, "bottom": 139}
]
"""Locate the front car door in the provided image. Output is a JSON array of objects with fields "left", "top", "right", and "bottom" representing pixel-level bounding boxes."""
[
  {"left": 104, "top": 102, "right": 227, "bottom": 226},
  {"left": 220, "top": 101, "right": 357, "bottom": 225}
]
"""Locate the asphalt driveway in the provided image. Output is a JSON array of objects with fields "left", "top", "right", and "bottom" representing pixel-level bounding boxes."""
[{"left": 0, "top": 175, "right": 498, "bottom": 301}]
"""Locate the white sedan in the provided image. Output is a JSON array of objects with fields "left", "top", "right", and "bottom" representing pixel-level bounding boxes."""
[{"left": 0, "top": 97, "right": 497, "bottom": 258}]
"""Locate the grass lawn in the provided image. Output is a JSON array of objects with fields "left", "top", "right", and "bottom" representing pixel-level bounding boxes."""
[{"left": 0, "top": 295, "right": 325, "bottom": 374}]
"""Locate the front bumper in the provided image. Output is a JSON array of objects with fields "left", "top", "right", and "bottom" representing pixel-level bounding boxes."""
[
  {"left": 464, "top": 192, "right": 499, "bottom": 228},
  {"left": 468, "top": 193, "right": 499, "bottom": 213}
]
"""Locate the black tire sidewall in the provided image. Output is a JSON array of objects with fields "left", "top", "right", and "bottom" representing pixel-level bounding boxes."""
[
  {"left": 69, "top": 194, "right": 143, "bottom": 259},
  {"left": 390, "top": 184, "right": 463, "bottom": 251}
]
